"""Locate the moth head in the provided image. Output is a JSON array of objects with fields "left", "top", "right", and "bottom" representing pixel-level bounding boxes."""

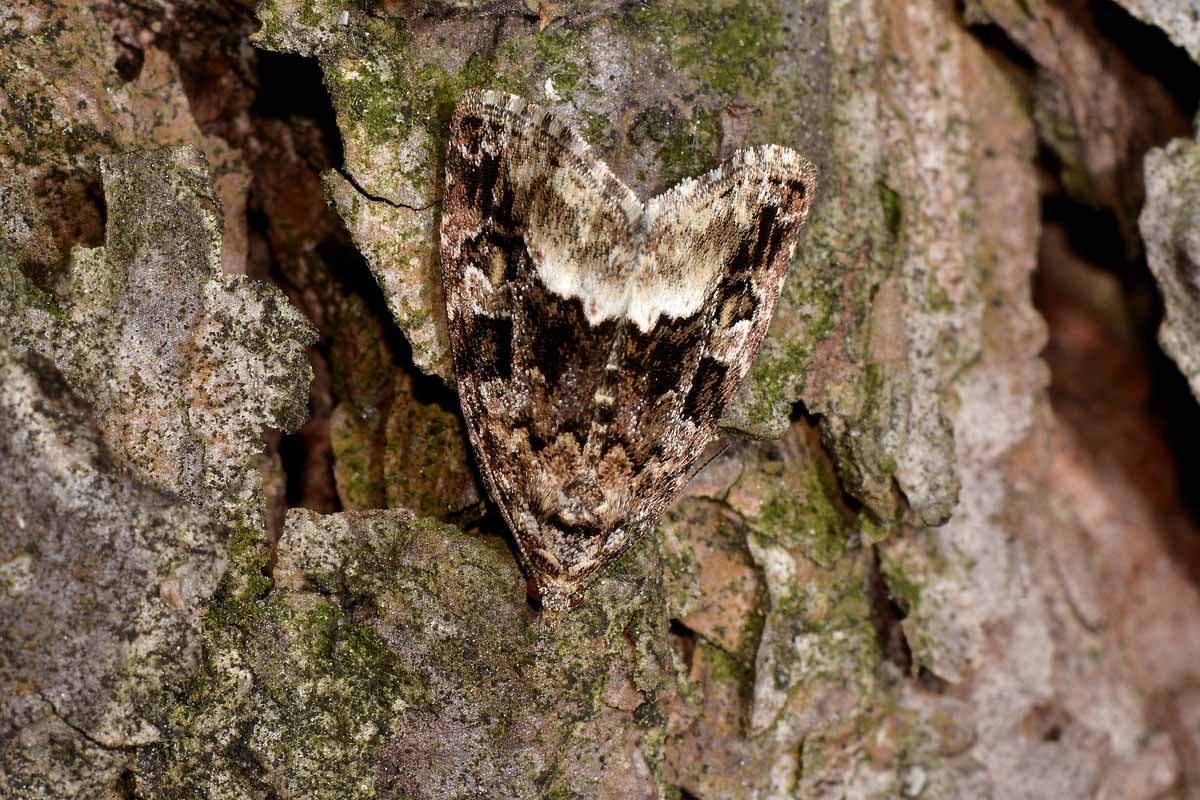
[{"left": 535, "top": 579, "right": 582, "bottom": 618}]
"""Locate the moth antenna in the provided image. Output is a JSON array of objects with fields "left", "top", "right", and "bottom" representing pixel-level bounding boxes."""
[{"left": 687, "top": 439, "right": 731, "bottom": 484}]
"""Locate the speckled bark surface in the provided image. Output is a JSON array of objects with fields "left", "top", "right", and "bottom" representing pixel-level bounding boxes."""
[
  {"left": 0, "top": 346, "right": 227, "bottom": 799},
  {"left": 144, "top": 508, "right": 673, "bottom": 799},
  {"left": 3, "top": 147, "right": 315, "bottom": 530},
  {"left": 1141, "top": 129, "right": 1200, "bottom": 402},
  {"left": 3, "top": 0, "right": 1200, "bottom": 797},
  {"left": 1, "top": 145, "right": 315, "bottom": 795}
]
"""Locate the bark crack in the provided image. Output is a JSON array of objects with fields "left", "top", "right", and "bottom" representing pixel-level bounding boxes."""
[
  {"left": 334, "top": 166, "right": 439, "bottom": 212},
  {"left": 36, "top": 690, "right": 143, "bottom": 754}
]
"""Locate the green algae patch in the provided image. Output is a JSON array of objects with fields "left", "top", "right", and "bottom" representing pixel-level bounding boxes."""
[
  {"left": 0, "top": 250, "right": 69, "bottom": 336},
  {"left": 754, "top": 454, "right": 850, "bottom": 570},
  {"left": 880, "top": 556, "right": 923, "bottom": 620},
  {"left": 516, "top": 25, "right": 590, "bottom": 94},
  {"left": 737, "top": 421, "right": 859, "bottom": 570},
  {"left": 877, "top": 180, "right": 904, "bottom": 241},
  {"left": 161, "top": 508, "right": 677, "bottom": 797},
  {"left": 623, "top": 0, "right": 784, "bottom": 98},
  {"left": 650, "top": 106, "right": 724, "bottom": 190},
  {"left": 747, "top": 528, "right": 880, "bottom": 725},
  {"left": 217, "top": 523, "right": 274, "bottom": 609},
  {"left": 154, "top": 514, "right": 428, "bottom": 799}
]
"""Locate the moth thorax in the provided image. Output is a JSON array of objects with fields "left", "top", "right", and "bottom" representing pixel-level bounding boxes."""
[{"left": 555, "top": 472, "right": 605, "bottom": 527}]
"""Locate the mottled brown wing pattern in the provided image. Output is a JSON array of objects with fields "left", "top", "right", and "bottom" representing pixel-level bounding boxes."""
[
  {"left": 441, "top": 91, "right": 643, "bottom": 604},
  {"left": 611, "top": 147, "right": 817, "bottom": 561},
  {"left": 441, "top": 90, "right": 816, "bottom": 612}
]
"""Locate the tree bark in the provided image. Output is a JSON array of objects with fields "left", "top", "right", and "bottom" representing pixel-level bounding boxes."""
[{"left": 2, "top": 0, "right": 1199, "bottom": 797}]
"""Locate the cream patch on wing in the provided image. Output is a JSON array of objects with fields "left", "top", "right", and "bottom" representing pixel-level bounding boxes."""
[{"left": 498, "top": 109, "right": 643, "bottom": 328}]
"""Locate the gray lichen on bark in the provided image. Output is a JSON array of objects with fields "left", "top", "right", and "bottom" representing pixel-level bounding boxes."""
[
  {"left": 0, "top": 346, "right": 227, "bottom": 799},
  {"left": 4, "top": 146, "right": 315, "bottom": 530},
  {"left": 1, "top": 147, "right": 316, "bottom": 796}
]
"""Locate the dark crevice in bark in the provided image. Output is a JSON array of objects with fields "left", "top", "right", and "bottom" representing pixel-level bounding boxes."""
[
  {"left": 246, "top": 201, "right": 341, "bottom": 520},
  {"left": 1090, "top": 0, "right": 1200, "bottom": 118},
  {"left": 1003, "top": 0, "right": 1200, "bottom": 543},
  {"left": 85, "top": 173, "right": 109, "bottom": 245},
  {"left": 241, "top": 49, "right": 346, "bottom": 518},
  {"left": 17, "top": 170, "right": 109, "bottom": 294},
  {"left": 669, "top": 618, "right": 698, "bottom": 673},
  {"left": 524, "top": 575, "right": 545, "bottom": 620},
  {"left": 789, "top": 400, "right": 867, "bottom": 519},
  {"left": 1145, "top": 321, "right": 1200, "bottom": 525},
  {"left": 915, "top": 666, "right": 950, "bottom": 694},
  {"left": 965, "top": 18, "right": 1039, "bottom": 74},
  {"left": 333, "top": 164, "right": 440, "bottom": 211},
  {"left": 867, "top": 545, "right": 913, "bottom": 675},
  {"left": 309, "top": 235, "right": 459, "bottom": 419},
  {"left": 277, "top": 425, "right": 331, "bottom": 511},
  {"left": 1038, "top": 194, "right": 1200, "bottom": 531},
  {"left": 1041, "top": 195, "right": 1128, "bottom": 275},
  {"left": 251, "top": 51, "right": 345, "bottom": 168},
  {"left": 794, "top": 736, "right": 807, "bottom": 790}
]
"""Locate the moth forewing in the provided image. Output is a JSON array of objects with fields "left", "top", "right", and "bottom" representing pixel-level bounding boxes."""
[{"left": 441, "top": 89, "right": 816, "bottom": 615}]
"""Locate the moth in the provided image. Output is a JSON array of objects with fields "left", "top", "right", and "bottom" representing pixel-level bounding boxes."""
[{"left": 441, "top": 90, "right": 817, "bottom": 613}]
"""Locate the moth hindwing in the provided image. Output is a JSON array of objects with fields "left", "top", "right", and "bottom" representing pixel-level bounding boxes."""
[{"left": 441, "top": 89, "right": 817, "bottom": 614}]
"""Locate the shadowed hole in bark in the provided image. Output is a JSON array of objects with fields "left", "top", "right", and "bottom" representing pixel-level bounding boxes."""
[
  {"left": 117, "top": 768, "right": 136, "bottom": 799},
  {"left": 273, "top": 227, "right": 476, "bottom": 517},
  {"left": 18, "top": 167, "right": 109, "bottom": 294},
  {"left": 1022, "top": 701, "right": 1075, "bottom": 743},
  {"left": 113, "top": 41, "right": 145, "bottom": 83},
  {"left": 668, "top": 618, "right": 697, "bottom": 672}
]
